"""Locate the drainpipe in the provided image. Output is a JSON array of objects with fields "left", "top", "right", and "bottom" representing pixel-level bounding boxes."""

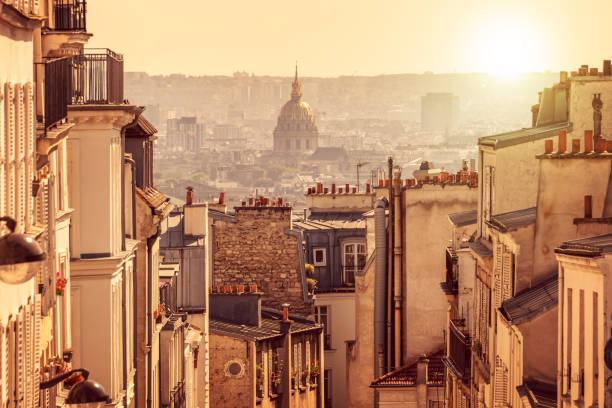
[
  {"left": 374, "top": 199, "right": 387, "bottom": 399},
  {"left": 557, "top": 260, "right": 564, "bottom": 405},
  {"left": 393, "top": 170, "right": 403, "bottom": 369},
  {"left": 387, "top": 157, "right": 394, "bottom": 371},
  {"left": 146, "top": 226, "right": 161, "bottom": 408}
]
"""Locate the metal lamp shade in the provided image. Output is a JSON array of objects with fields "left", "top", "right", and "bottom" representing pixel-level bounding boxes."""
[
  {"left": 65, "top": 379, "right": 110, "bottom": 406},
  {"left": 0, "top": 232, "right": 46, "bottom": 284}
]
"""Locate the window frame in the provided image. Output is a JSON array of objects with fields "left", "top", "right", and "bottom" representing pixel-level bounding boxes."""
[
  {"left": 314, "top": 305, "right": 331, "bottom": 350},
  {"left": 313, "top": 247, "right": 327, "bottom": 267},
  {"left": 341, "top": 240, "right": 366, "bottom": 285}
]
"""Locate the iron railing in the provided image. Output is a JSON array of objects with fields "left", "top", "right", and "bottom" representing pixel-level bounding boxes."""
[
  {"left": 447, "top": 319, "right": 471, "bottom": 379},
  {"left": 170, "top": 381, "right": 185, "bottom": 408},
  {"left": 72, "top": 49, "right": 124, "bottom": 105},
  {"left": 54, "top": 0, "right": 86, "bottom": 31},
  {"left": 38, "top": 56, "right": 73, "bottom": 131}
]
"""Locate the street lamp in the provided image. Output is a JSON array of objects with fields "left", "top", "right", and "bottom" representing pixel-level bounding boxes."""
[
  {"left": 0, "top": 216, "right": 46, "bottom": 284},
  {"left": 40, "top": 368, "right": 109, "bottom": 407}
]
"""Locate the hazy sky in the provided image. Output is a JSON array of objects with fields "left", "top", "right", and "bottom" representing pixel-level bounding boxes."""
[{"left": 88, "top": 0, "right": 612, "bottom": 77}]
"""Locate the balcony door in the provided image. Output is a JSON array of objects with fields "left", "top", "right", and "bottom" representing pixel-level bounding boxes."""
[{"left": 342, "top": 242, "right": 365, "bottom": 286}]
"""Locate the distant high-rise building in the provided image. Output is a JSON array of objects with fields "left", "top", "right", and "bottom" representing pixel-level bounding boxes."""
[
  {"left": 273, "top": 65, "right": 319, "bottom": 153},
  {"left": 166, "top": 116, "right": 205, "bottom": 152},
  {"left": 420, "top": 92, "right": 460, "bottom": 132}
]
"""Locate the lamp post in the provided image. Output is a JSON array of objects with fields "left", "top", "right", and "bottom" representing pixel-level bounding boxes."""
[
  {"left": 0, "top": 216, "right": 46, "bottom": 284},
  {"left": 40, "top": 368, "right": 109, "bottom": 407}
]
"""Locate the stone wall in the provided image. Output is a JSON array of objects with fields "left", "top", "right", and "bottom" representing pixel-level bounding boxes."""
[
  {"left": 213, "top": 206, "right": 311, "bottom": 316},
  {"left": 209, "top": 334, "right": 251, "bottom": 408}
]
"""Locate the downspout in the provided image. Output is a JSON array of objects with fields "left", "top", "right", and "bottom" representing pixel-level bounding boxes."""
[
  {"left": 393, "top": 171, "right": 403, "bottom": 369},
  {"left": 386, "top": 157, "right": 394, "bottom": 371},
  {"left": 374, "top": 198, "right": 387, "bottom": 408},
  {"left": 557, "top": 261, "right": 564, "bottom": 406},
  {"left": 147, "top": 226, "right": 161, "bottom": 408},
  {"left": 125, "top": 156, "right": 138, "bottom": 408}
]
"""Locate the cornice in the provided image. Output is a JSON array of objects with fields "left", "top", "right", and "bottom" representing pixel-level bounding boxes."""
[
  {"left": 0, "top": 3, "right": 44, "bottom": 30},
  {"left": 67, "top": 105, "right": 141, "bottom": 129}
]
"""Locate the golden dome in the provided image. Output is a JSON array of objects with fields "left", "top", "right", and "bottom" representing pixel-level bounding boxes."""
[{"left": 276, "top": 64, "right": 316, "bottom": 124}]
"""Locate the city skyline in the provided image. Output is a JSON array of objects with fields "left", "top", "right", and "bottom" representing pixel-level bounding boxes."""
[{"left": 88, "top": 0, "right": 612, "bottom": 77}]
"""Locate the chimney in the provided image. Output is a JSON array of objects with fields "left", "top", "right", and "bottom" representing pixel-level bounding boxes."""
[
  {"left": 219, "top": 192, "right": 225, "bottom": 205},
  {"left": 249, "top": 197, "right": 254, "bottom": 206},
  {"left": 281, "top": 303, "right": 292, "bottom": 334},
  {"left": 607, "top": 140, "right": 612, "bottom": 153},
  {"left": 324, "top": 187, "right": 329, "bottom": 194},
  {"left": 585, "top": 195, "right": 593, "bottom": 218},
  {"left": 585, "top": 130, "right": 594, "bottom": 152},
  {"left": 604, "top": 60, "right": 612, "bottom": 76},
  {"left": 352, "top": 187, "right": 357, "bottom": 193},
  {"left": 186, "top": 187, "right": 194, "bottom": 205},
  {"left": 282, "top": 303, "right": 290, "bottom": 321},
  {"left": 558, "top": 130, "right": 567, "bottom": 153},
  {"left": 590, "top": 67, "right": 599, "bottom": 76},
  {"left": 331, "top": 183, "right": 336, "bottom": 194},
  {"left": 572, "top": 139, "right": 580, "bottom": 153},
  {"left": 366, "top": 183, "right": 371, "bottom": 193},
  {"left": 560, "top": 71, "right": 568, "bottom": 84},
  {"left": 416, "top": 356, "right": 429, "bottom": 408},
  {"left": 345, "top": 184, "right": 350, "bottom": 193},
  {"left": 597, "top": 138, "right": 606, "bottom": 153},
  {"left": 317, "top": 183, "right": 323, "bottom": 194},
  {"left": 544, "top": 139, "right": 554, "bottom": 154}
]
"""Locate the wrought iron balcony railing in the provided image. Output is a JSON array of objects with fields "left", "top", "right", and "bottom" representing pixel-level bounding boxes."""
[
  {"left": 169, "top": 381, "right": 186, "bottom": 408},
  {"left": 444, "top": 319, "right": 471, "bottom": 379},
  {"left": 53, "top": 0, "right": 86, "bottom": 31},
  {"left": 37, "top": 49, "right": 124, "bottom": 135}
]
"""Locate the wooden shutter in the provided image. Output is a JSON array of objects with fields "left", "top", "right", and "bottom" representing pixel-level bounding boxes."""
[
  {"left": 7, "top": 318, "right": 15, "bottom": 408},
  {"left": 0, "top": 85, "right": 5, "bottom": 217},
  {"left": 6, "top": 84, "right": 15, "bottom": 220},
  {"left": 24, "top": 83, "right": 34, "bottom": 229},
  {"left": 33, "top": 295, "right": 41, "bottom": 406},
  {"left": 16, "top": 307, "right": 25, "bottom": 407},
  {"left": 494, "top": 356, "right": 508, "bottom": 408},
  {"left": 0, "top": 325, "right": 5, "bottom": 406},
  {"left": 502, "top": 252, "right": 513, "bottom": 301},
  {"left": 24, "top": 303, "right": 32, "bottom": 408}
]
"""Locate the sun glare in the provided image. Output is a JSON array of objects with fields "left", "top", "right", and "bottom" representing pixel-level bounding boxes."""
[{"left": 474, "top": 18, "right": 541, "bottom": 79}]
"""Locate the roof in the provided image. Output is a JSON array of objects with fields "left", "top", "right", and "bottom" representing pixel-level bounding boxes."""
[
  {"left": 487, "top": 207, "right": 536, "bottom": 232},
  {"left": 478, "top": 122, "right": 570, "bottom": 150},
  {"left": 126, "top": 115, "right": 158, "bottom": 137},
  {"left": 555, "top": 233, "right": 612, "bottom": 257},
  {"left": 517, "top": 380, "right": 556, "bottom": 408},
  {"left": 160, "top": 210, "right": 205, "bottom": 248},
  {"left": 448, "top": 209, "right": 477, "bottom": 227},
  {"left": 292, "top": 212, "right": 366, "bottom": 231},
  {"left": 370, "top": 347, "right": 444, "bottom": 388},
  {"left": 136, "top": 186, "right": 173, "bottom": 218},
  {"left": 501, "top": 274, "right": 558, "bottom": 324},
  {"left": 209, "top": 208, "right": 237, "bottom": 223},
  {"left": 468, "top": 240, "right": 493, "bottom": 258},
  {"left": 210, "top": 309, "right": 321, "bottom": 342},
  {"left": 309, "top": 147, "right": 349, "bottom": 161}
]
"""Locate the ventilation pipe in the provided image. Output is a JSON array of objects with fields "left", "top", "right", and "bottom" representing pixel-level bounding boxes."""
[
  {"left": 374, "top": 198, "right": 387, "bottom": 381},
  {"left": 393, "top": 171, "right": 403, "bottom": 370}
]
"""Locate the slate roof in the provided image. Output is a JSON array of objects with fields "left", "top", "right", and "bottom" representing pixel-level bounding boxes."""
[
  {"left": 517, "top": 380, "right": 556, "bottom": 408},
  {"left": 448, "top": 210, "right": 477, "bottom": 227},
  {"left": 292, "top": 212, "right": 366, "bottom": 230},
  {"left": 501, "top": 274, "right": 558, "bottom": 325},
  {"left": 126, "top": 115, "right": 158, "bottom": 137},
  {"left": 160, "top": 210, "right": 205, "bottom": 247},
  {"left": 555, "top": 233, "right": 612, "bottom": 257},
  {"left": 209, "top": 208, "right": 237, "bottom": 223},
  {"left": 468, "top": 240, "right": 493, "bottom": 258},
  {"left": 370, "top": 347, "right": 445, "bottom": 388},
  {"left": 479, "top": 122, "right": 570, "bottom": 149},
  {"left": 309, "top": 147, "right": 349, "bottom": 161},
  {"left": 487, "top": 207, "right": 537, "bottom": 232},
  {"left": 136, "top": 186, "right": 173, "bottom": 218},
  {"left": 210, "top": 309, "right": 321, "bottom": 341}
]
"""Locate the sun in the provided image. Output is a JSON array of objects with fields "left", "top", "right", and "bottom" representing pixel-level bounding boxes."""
[{"left": 473, "top": 18, "right": 542, "bottom": 79}]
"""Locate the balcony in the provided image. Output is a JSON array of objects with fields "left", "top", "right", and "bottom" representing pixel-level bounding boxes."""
[
  {"left": 440, "top": 247, "right": 458, "bottom": 296},
  {"left": 37, "top": 49, "right": 123, "bottom": 136},
  {"left": 443, "top": 319, "right": 471, "bottom": 380},
  {"left": 53, "top": 0, "right": 86, "bottom": 31}
]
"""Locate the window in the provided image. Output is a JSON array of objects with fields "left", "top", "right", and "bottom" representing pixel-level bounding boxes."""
[
  {"left": 295, "top": 140, "right": 301, "bottom": 150},
  {"left": 313, "top": 248, "right": 326, "bottom": 267},
  {"left": 314, "top": 306, "right": 331, "bottom": 349},
  {"left": 324, "top": 369, "right": 332, "bottom": 407},
  {"left": 342, "top": 242, "right": 366, "bottom": 285}
]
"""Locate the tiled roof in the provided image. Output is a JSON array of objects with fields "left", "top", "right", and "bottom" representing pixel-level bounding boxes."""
[
  {"left": 136, "top": 186, "right": 173, "bottom": 217},
  {"left": 555, "top": 233, "right": 612, "bottom": 257},
  {"left": 501, "top": 274, "right": 558, "bottom": 324},
  {"left": 370, "top": 347, "right": 445, "bottom": 388},
  {"left": 448, "top": 209, "right": 477, "bottom": 227},
  {"left": 210, "top": 310, "right": 321, "bottom": 342},
  {"left": 126, "top": 115, "right": 158, "bottom": 137},
  {"left": 479, "top": 122, "right": 570, "bottom": 149},
  {"left": 292, "top": 212, "right": 366, "bottom": 230},
  {"left": 517, "top": 380, "right": 556, "bottom": 408},
  {"left": 487, "top": 207, "right": 536, "bottom": 232}
]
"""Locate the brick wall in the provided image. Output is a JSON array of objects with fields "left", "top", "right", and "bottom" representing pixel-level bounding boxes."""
[{"left": 213, "top": 206, "right": 311, "bottom": 316}]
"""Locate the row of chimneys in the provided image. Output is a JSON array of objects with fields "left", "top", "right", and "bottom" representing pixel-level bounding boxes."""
[
  {"left": 186, "top": 187, "right": 226, "bottom": 206},
  {"left": 240, "top": 196, "right": 290, "bottom": 207},
  {"left": 210, "top": 284, "right": 258, "bottom": 294},
  {"left": 570, "top": 60, "right": 612, "bottom": 77},
  {"left": 379, "top": 171, "right": 478, "bottom": 187},
  {"left": 543, "top": 130, "right": 612, "bottom": 154},
  {"left": 307, "top": 183, "right": 370, "bottom": 195}
]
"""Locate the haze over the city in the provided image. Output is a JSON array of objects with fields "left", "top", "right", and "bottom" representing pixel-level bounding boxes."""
[{"left": 89, "top": 0, "right": 612, "bottom": 77}]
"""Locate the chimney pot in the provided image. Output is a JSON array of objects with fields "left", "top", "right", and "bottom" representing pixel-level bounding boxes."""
[
  {"left": 558, "top": 130, "right": 567, "bottom": 153},
  {"left": 572, "top": 139, "right": 581, "bottom": 153},
  {"left": 186, "top": 187, "right": 194, "bottom": 205},
  {"left": 585, "top": 130, "right": 594, "bottom": 152},
  {"left": 585, "top": 195, "right": 593, "bottom": 219},
  {"left": 352, "top": 187, "right": 357, "bottom": 193},
  {"left": 606, "top": 140, "right": 612, "bottom": 153},
  {"left": 282, "top": 303, "right": 290, "bottom": 321},
  {"left": 345, "top": 184, "right": 350, "bottom": 192},
  {"left": 378, "top": 179, "right": 384, "bottom": 187},
  {"left": 544, "top": 139, "right": 554, "bottom": 153},
  {"left": 331, "top": 183, "right": 336, "bottom": 194},
  {"left": 317, "top": 183, "right": 323, "bottom": 194},
  {"left": 384, "top": 179, "right": 390, "bottom": 187},
  {"left": 433, "top": 176, "right": 439, "bottom": 183},
  {"left": 571, "top": 71, "right": 578, "bottom": 77},
  {"left": 249, "top": 284, "right": 257, "bottom": 293},
  {"left": 605, "top": 60, "right": 612, "bottom": 76},
  {"left": 241, "top": 201, "right": 246, "bottom": 206},
  {"left": 597, "top": 138, "right": 606, "bottom": 153},
  {"left": 219, "top": 192, "right": 225, "bottom": 205},
  {"left": 339, "top": 188, "right": 343, "bottom": 193},
  {"left": 324, "top": 187, "right": 329, "bottom": 194},
  {"left": 590, "top": 67, "right": 599, "bottom": 76},
  {"left": 366, "top": 183, "right": 371, "bottom": 193}
]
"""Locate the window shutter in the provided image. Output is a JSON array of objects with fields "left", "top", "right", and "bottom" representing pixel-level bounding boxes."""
[
  {"left": 31, "top": 0, "right": 39, "bottom": 15},
  {"left": 33, "top": 295, "right": 41, "bottom": 406},
  {"left": 6, "top": 84, "right": 15, "bottom": 220},
  {"left": 7, "top": 318, "right": 15, "bottom": 408},
  {"left": 24, "top": 83, "right": 34, "bottom": 229},
  {"left": 0, "top": 85, "right": 5, "bottom": 217},
  {"left": 502, "top": 252, "right": 513, "bottom": 301},
  {"left": 16, "top": 308, "right": 25, "bottom": 406},
  {"left": 494, "top": 356, "right": 508, "bottom": 408},
  {"left": 494, "top": 244, "right": 503, "bottom": 309},
  {"left": 24, "top": 303, "right": 32, "bottom": 408},
  {"left": 0, "top": 325, "right": 5, "bottom": 406}
]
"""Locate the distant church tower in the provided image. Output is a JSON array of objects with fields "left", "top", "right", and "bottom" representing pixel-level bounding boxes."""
[{"left": 273, "top": 64, "right": 319, "bottom": 153}]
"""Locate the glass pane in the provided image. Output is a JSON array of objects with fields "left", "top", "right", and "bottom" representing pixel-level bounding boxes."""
[
  {"left": 315, "top": 250, "right": 324, "bottom": 263},
  {"left": 345, "top": 244, "right": 354, "bottom": 253},
  {"left": 357, "top": 244, "right": 366, "bottom": 254}
]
